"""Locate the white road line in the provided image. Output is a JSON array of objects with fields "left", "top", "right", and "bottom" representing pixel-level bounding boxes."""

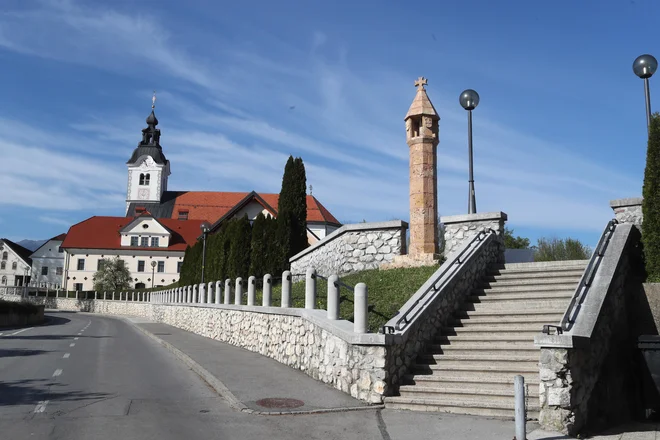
[
  {"left": 63, "top": 353, "right": 70, "bottom": 359},
  {"left": 52, "top": 369, "right": 62, "bottom": 377},
  {"left": 69, "top": 343, "right": 75, "bottom": 347},
  {"left": 10, "top": 327, "right": 33, "bottom": 336},
  {"left": 34, "top": 401, "right": 49, "bottom": 413},
  {"left": 74, "top": 337, "right": 79, "bottom": 340}
]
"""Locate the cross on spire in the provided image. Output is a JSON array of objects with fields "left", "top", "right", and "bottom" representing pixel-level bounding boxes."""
[
  {"left": 152, "top": 90, "right": 157, "bottom": 109},
  {"left": 414, "top": 77, "right": 428, "bottom": 89}
]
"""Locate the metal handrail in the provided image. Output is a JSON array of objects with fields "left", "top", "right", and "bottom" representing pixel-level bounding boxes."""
[
  {"left": 558, "top": 219, "right": 618, "bottom": 332},
  {"left": 314, "top": 273, "right": 355, "bottom": 291},
  {"left": 393, "top": 229, "right": 496, "bottom": 332}
]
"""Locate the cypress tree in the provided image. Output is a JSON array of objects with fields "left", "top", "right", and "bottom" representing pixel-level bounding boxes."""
[
  {"left": 643, "top": 112, "right": 660, "bottom": 281},
  {"left": 180, "top": 245, "right": 193, "bottom": 285},
  {"left": 276, "top": 155, "right": 309, "bottom": 266},
  {"left": 292, "top": 157, "right": 308, "bottom": 255},
  {"left": 227, "top": 215, "right": 252, "bottom": 279},
  {"left": 249, "top": 213, "right": 268, "bottom": 278}
]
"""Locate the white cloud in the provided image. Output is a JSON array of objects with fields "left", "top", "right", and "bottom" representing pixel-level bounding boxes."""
[{"left": 38, "top": 216, "right": 73, "bottom": 227}]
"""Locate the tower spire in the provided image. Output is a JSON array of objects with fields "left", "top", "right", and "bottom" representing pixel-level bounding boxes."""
[{"left": 152, "top": 90, "right": 156, "bottom": 110}]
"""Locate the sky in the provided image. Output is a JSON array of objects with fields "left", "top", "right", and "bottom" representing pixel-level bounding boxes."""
[{"left": 0, "top": 0, "right": 657, "bottom": 249}]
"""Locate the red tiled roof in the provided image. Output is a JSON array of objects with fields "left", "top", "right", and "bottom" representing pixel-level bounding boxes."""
[
  {"left": 51, "top": 233, "right": 67, "bottom": 242},
  {"left": 167, "top": 191, "right": 340, "bottom": 225},
  {"left": 61, "top": 216, "right": 204, "bottom": 251}
]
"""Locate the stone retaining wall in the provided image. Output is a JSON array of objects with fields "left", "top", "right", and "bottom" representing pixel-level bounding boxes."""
[
  {"left": 440, "top": 212, "right": 507, "bottom": 259},
  {"left": 0, "top": 304, "right": 45, "bottom": 327},
  {"left": 290, "top": 221, "right": 408, "bottom": 277}
]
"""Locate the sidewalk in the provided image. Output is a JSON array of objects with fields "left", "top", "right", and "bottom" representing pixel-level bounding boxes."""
[{"left": 124, "top": 316, "right": 659, "bottom": 438}]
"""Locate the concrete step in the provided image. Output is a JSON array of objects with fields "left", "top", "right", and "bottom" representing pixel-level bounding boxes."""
[
  {"left": 490, "top": 260, "right": 588, "bottom": 273},
  {"left": 427, "top": 343, "right": 539, "bottom": 355},
  {"left": 468, "top": 292, "right": 573, "bottom": 302},
  {"left": 403, "top": 373, "right": 540, "bottom": 388},
  {"left": 441, "top": 322, "right": 543, "bottom": 332},
  {"left": 453, "top": 309, "right": 565, "bottom": 321},
  {"left": 438, "top": 329, "right": 539, "bottom": 340},
  {"left": 398, "top": 385, "right": 539, "bottom": 401},
  {"left": 384, "top": 396, "right": 539, "bottom": 419},
  {"left": 436, "top": 333, "right": 536, "bottom": 343},
  {"left": 418, "top": 353, "right": 538, "bottom": 363},
  {"left": 432, "top": 340, "right": 536, "bottom": 349},
  {"left": 461, "top": 298, "right": 571, "bottom": 311},
  {"left": 412, "top": 361, "right": 538, "bottom": 373},
  {"left": 480, "top": 277, "right": 582, "bottom": 287},
  {"left": 484, "top": 270, "right": 585, "bottom": 281},
  {"left": 473, "top": 283, "right": 577, "bottom": 293}
]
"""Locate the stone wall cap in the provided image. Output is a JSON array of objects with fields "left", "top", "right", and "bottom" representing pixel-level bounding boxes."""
[
  {"left": 609, "top": 197, "right": 643, "bottom": 208},
  {"left": 290, "top": 220, "right": 408, "bottom": 262},
  {"left": 534, "top": 333, "right": 590, "bottom": 349},
  {"left": 440, "top": 211, "right": 508, "bottom": 224}
]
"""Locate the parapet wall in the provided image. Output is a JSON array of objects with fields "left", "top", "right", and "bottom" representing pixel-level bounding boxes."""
[{"left": 441, "top": 212, "right": 507, "bottom": 259}]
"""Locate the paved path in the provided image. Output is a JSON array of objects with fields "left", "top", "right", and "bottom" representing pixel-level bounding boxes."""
[{"left": 0, "top": 311, "right": 657, "bottom": 439}]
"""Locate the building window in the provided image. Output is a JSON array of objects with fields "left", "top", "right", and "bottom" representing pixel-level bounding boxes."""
[
  {"left": 177, "top": 261, "right": 183, "bottom": 273},
  {"left": 56, "top": 267, "right": 63, "bottom": 276},
  {"left": 42, "top": 266, "right": 48, "bottom": 276},
  {"left": 140, "top": 237, "right": 149, "bottom": 247},
  {"left": 139, "top": 173, "right": 150, "bottom": 186},
  {"left": 137, "top": 261, "right": 145, "bottom": 272},
  {"left": 157, "top": 261, "right": 165, "bottom": 272},
  {"left": 178, "top": 211, "right": 189, "bottom": 220},
  {"left": 11, "top": 262, "right": 17, "bottom": 270},
  {"left": 77, "top": 259, "right": 85, "bottom": 270},
  {"left": 1, "top": 261, "right": 5, "bottom": 270},
  {"left": 1, "top": 251, "right": 7, "bottom": 260},
  {"left": 151, "top": 237, "right": 159, "bottom": 247},
  {"left": 0, "top": 276, "right": 5, "bottom": 285},
  {"left": 58, "top": 246, "right": 63, "bottom": 253},
  {"left": 74, "top": 283, "right": 83, "bottom": 292},
  {"left": 130, "top": 236, "right": 138, "bottom": 247},
  {"left": 97, "top": 260, "right": 105, "bottom": 271}
]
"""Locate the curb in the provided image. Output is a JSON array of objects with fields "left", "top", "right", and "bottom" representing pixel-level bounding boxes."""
[{"left": 124, "top": 318, "right": 383, "bottom": 416}]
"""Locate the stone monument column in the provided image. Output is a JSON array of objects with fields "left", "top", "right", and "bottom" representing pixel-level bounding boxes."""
[{"left": 405, "top": 77, "right": 440, "bottom": 261}]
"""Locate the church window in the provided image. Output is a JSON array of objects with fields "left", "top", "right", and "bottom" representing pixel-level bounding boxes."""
[
  {"left": 2, "top": 251, "right": 7, "bottom": 260},
  {"left": 139, "top": 173, "right": 150, "bottom": 186},
  {"left": 139, "top": 173, "right": 145, "bottom": 185},
  {"left": 12, "top": 262, "right": 17, "bottom": 270},
  {"left": 178, "top": 211, "right": 189, "bottom": 220},
  {"left": 151, "top": 237, "right": 159, "bottom": 247},
  {"left": 0, "top": 262, "right": 5, "bottom": 270},
  {"left": 140, "top": 237, "right": 149, "bottom": 247},
  {"left": 130, "top": 236, "right": 138, "bottom": 247}
]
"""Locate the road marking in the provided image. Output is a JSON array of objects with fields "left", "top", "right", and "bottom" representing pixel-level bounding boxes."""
[
  {"left": 69, "top": 343, "right": 75, "bottom": 347},
  {"left": 53, "top": 369, "right": 62, "bottom": 377},
  {"left": 74, "top": 337, "right": 79, "bottom": 340},
  {"left": 34, "top": 401, "right": 49, "bottom": 413},
  {"left": 10, "top": 327, "right": 33, "bottom": 336},
  {"left": 63, "top": 353, "right": 70, "bottom": 359}
]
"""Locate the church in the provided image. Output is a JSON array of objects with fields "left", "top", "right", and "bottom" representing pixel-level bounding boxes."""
[{"left": 59, "top": 99, "right": 341, "bottom": 291}]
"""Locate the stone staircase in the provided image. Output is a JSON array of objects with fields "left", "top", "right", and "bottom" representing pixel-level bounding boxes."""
[{"left": 385, "top": 260, "right": 588, "bottom": 418}]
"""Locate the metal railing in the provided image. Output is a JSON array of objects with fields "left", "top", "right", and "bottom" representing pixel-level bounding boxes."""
[
  {"left": 391, "top": 229, "right": 496, "bottom": 332},
  {"left": 558, "top": 219, "right": 618, "bottom": 332}
]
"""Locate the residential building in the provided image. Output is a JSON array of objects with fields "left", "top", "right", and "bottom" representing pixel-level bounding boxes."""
[
  {"left": 124, "top": 104, "right": 341, "bottom": 244},
  {"left": 61, "top": 214, "right": 203, "bottom": 291},
  {"left": 30, "top": 233, "right": 66, "bottom": 288},
  {"left": 0, "top": 238, "right": 33, "bottom": 286}
]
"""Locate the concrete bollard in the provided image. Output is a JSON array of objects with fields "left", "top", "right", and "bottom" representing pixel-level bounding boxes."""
[
  {"left": 235, "top": 278, "right": 243, "bottom": 305},
  {"left": 193, "top": 285, "right": 198, "bottom": 303},
  {"left": 354, "top": 283, "right": 368, "bottom": 334},
  {"left": 186, "top": 286, "right": 192, "bottom": 303},
  {"left": 75, "top": 290, "right": 79, "bottom": 300},
  {"left": 224, "top": 279, "right": 231, "bottom": 305},
  {"left": 327, "top": 275, "right": 340, "bottom": 320},
  {"left": 94, "top": 291, "right": 97, "bottom": 300},
  {"left": 247, "top": 276, "right": 256, "bottom": 306},
  {"left": 263, "top": 274, "right": 272, "bottom": 307},
  {"left": 305, "top": 267, "right": 316, "bottom": 309},
  {"left": 132, "top": 292, "right": 135, "bottom": 302},
  {"left": 514, "top": 375, "right": 526, "bottom": 440},
  {"left": 207, "top": 282, "right": 213, "bottom": 304},
  {"left": 215, "top": 281, "right": 222, "bottom": 304},
  {"left": 281, "top": 271, "right": 291, "bottom": 308},
  {"left": 200, "top": 283, "right": 206, "bottom": 304},
  {"left": 112, "top": 291, "right": 116, "bottom": 301}
]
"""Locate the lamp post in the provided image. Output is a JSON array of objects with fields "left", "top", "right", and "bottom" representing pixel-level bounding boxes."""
[
  {"left": 633, "top": 54, "right": 658, "bottom": 134},
  {"left": 150, "top": 261, "right": 156, "bottom": 288},
  {"left": 200, "top": 221, "right": 211, "bottom": 284},
  {"left": 459, "top": 89, "right": 480, "bottom": 214}
]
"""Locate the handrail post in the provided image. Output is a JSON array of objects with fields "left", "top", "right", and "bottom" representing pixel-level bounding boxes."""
[
  {"left": 305, "top": 267, "right": 316, "bottom": 309},
  {"left": 327, "top": 275, "right": 340, "bottom": 320},
  {"left": 235, "top": 278, "right": 243, "bottom": 305},
  {"left": 224, "top": 279, "right": 231, "bottom": 305},
  {"left": 514, "top": 375, "right": 526, "bottom": 440},
  {"left": 354, "top": 283, "right": 368, "bottom": 334},
  {"left": 263, "top": 274, "right": 272, "bottom": 307},
  {"left": 281, "top": 271, "right": 291, "bottom": 308},
  {"left": 247, "top": 276, "right": 256, "bottom": 306}
]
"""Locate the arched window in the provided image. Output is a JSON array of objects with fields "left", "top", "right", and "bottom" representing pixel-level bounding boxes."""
[
  {"left": 2, "top": 251, "right": 7, "bottom": 260},
  {"left": 0, "top": 262, "right": 5, "bottom": 270},
  {"left": 144, "top": 173, "right": 150, "bottom": 185},
  {"left": 139, "top": 173, "right": 145, "bottom": 185},
  {"left": 1, "top": 276, "right": 6, "bottom": 285},
  {"left": 11, "top": 262, "right": 16, "bottom": 270}
]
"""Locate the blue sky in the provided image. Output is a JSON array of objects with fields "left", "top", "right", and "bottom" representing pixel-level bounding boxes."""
[{"left": 0, "top": 0, "right": 656, "bottom": 248}]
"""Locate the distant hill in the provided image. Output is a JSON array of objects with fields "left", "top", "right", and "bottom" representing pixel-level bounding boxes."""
[{"left": 17, "top": 239, "right": 47, "bottom": 252}]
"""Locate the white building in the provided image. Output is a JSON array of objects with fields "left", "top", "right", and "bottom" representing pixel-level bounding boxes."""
[
  {"left": 61, "top": 214, "right": 203, "bottom": 291},
  {"left": 30, "top": 233, "right": 66, "bottom": 288},
  {"left": 0, "top": 238, "right": 33, "bottom": 287}
]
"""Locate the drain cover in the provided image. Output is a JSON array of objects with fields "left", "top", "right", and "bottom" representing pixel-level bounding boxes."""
[{"left": 255, "top": 398, "right": 304, "bottom": 409}]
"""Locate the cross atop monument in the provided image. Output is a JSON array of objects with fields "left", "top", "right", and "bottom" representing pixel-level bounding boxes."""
[
  {"left": 152, "top": 90, "right": 157, "bottom": 109},
  {"left": 414, "top": 77, "right": 428, "bottom": 89}
]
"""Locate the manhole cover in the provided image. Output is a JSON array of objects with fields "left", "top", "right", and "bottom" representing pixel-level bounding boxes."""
[{"left": 255, "top": 398, "right": 304, "bottom": 409}]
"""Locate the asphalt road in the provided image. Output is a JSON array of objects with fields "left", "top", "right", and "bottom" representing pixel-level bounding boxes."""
[{"left": 0, "top": 311, "right": 518, "bottom": 440}]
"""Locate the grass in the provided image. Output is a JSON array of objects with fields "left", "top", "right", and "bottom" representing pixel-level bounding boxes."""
[
  {"left": 254, "top": 265, "right": 440, "bottom": 333},
  {"left": 0, "top": 299, "right": 40, "bottom": 314}
]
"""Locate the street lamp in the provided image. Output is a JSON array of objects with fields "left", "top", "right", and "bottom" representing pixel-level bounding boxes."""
[
  {"left": 633, "top": 54, "right": 658, "bottom": 134},
  {"left": 459, "top": 89, "right": 480, "bottom": 214},
  {"left": 150, "top": 260, "right": 157, "bottom": 288},
  {"left": 200, "top": 221, "right": 211, "bottom": 284}
]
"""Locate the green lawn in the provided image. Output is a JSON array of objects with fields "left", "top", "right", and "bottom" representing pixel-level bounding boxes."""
[{"left": 255, "top": 265, "right": 440, "bottom": 333}]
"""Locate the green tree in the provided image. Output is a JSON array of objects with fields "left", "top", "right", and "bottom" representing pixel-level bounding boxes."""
[
  {"left": 249, "top": 213, "right": 268, "bottom": 278},
  {"left": 643, "top": 113, "right": 660, "bottom": 281},
  {"left": 93, "top": 257, "right": 131, "bottom": 291},
  {"left": 277, "top": 156, "right": 308, "bottom": 267},
  {"left": 227, "top": 215, "right": 252, "bottom": 279},
  {"left": 534, "top": 237, "right": 591, "bottom": 262},
  {"left": 504, "top": 227, "right": 531, "bottom": 249}
]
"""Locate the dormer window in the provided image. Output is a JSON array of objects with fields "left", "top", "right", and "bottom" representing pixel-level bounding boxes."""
[
  {"left": 139, "top": 173, "right": 150, "bottom": 186},
  {"left": 130, "top": 237, "right": 138, "bottom": 247},
  {"left": 135, "top": 207, "right": 146, "bottom": 214},
  {"left": 178, "top": 210, "right": 189, "bottom": 220},
  {"left": 151, "top": 237, "right": 159, "bottom": 247},
  {"left": 140, "top": 237, "right": 149, "bottom": 247}
]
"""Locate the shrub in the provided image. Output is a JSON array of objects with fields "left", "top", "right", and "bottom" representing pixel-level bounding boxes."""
[
  {"left": 534, "top": 237, "right": 591, "bottom": 262},
  {"left": 643, "top": 113, "right": 660, "bottom": 281}
]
